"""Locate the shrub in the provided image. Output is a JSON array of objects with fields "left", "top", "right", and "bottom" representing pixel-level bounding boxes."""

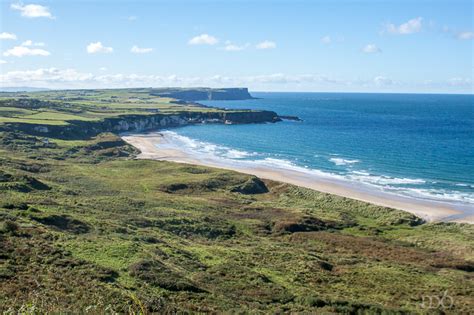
[
  {"left": 1, "top": 220, "right": 19, "bottom": 234},
  {"left": 231, "top": 177, "right": 268, "bottom": 194}
]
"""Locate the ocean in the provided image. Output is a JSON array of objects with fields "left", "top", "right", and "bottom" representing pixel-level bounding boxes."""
[{"left": 158, "top": 92, "right": 474, "bottom": 208}]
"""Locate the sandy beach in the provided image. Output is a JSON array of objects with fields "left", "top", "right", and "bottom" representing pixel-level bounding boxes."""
[{"left": 122, "top": 132, "right": 474, "bottom": 223}]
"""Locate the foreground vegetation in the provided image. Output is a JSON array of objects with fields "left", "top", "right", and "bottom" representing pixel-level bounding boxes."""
[{"left": 0, "top": 89, "right": 473, "bottom": 313}]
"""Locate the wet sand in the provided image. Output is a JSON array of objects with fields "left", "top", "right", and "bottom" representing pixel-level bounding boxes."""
[{"left": 122, "top": 132, "right": 473, "bottom": 223}]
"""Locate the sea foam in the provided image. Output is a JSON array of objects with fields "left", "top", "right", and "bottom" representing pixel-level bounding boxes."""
[
  {"left": 158, "top": 130, "right": 474, "bottom": 207},
  {"left": 329, "top": 157, "right": 360, "bottom": 166}
]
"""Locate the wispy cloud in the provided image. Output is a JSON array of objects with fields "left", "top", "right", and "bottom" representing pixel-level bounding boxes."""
[
  {"left": 131, "top": 45, "right": 153, "bottom": 54},
  {"left": 0, "top": 68, "right": 93, "bottom": 85},
  {"left": 188, "top": 34, "right": 218, "bottom": 45},
  {"left": 127, "top": 15, "right": 137, "bottom": 21},
  {"left": 3, "top": 46, "right": 50, "bottom": 57},
  {"left": 221, "top": 41, "right": 249, "bottom": 51},
  {"left": 256, "top": 40, "right": 276, "bottom": 50},
  {"left": 441, "top": 26, "right": 474, "bottom": 41},
  {"left": 363, "top": 44, "right": 381, "bottom": 53},
  {"left": 374, "top": 76, "right": 393, "bottom": 86},
  {"left": 448, "top": 77, "right": 472, "bottom": 86},
  {"left": 385, "top": 17, "right": 423, "bottom": 35},
  {"left": 0, "top": 32, "right": 17, "bottom": 40},
  {"left": 320, "top": 35, "right": 331, "bottom": 44},
  {"left": 87, "top": 42, "right": 113, "bottom": 54},
  {"left": 21, "top": 40, "right": 45, "bottom": 47},
  {"left": 0, "top": 60, "right": 7, "bottom": 64},
  {"left": 11, "top": 3, "right": 54, "bottom": 19},
  {"left": 321, "top": 35, "right": 344, "bottom": 45},
  {"left": 456, "top": 31, "right": 474, "bottom": 40},
  {"left": 0, "top": 69, "right": 358, "bottom": 88},
  {"left": 1, "top": 68, "right": 470, "bottom": 93}
]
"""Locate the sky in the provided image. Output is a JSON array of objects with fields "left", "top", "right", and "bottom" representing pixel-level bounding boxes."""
[{"left": 0, "top": 0, "right": 473, "bottom": 93}]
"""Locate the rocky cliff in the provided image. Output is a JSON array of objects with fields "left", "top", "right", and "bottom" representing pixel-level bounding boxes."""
[
  {"left": 5, "top": 110, "right": 280, "bottom": 139},
  {"left": 150, "top": 88, "right": 254, "bottom": 101}
]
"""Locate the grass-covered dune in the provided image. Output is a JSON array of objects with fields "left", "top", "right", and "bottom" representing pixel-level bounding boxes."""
[{"left": 0, "top": 89, "right": 473, "bottom": 313}]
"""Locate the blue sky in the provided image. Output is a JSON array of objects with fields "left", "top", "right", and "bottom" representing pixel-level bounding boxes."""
[{"left": 0, "top": 0, "right": 473, "bottom": 93}]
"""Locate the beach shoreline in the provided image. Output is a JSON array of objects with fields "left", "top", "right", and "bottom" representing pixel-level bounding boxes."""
[{"left": 122, "top": 132, "right": 473, "bottom": 224}]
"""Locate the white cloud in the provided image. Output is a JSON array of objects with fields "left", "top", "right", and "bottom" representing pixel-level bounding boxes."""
[
  {"left": 223, "top": 44, "right": 244, "bottom": 51},
  {"left": 131, "top": 45, "right": 153, "bottom": 54},
  {"left": 3, "top": 46, "right": 50, "bottom": 57},
  {"left": 256, "top": 40, "right": 276, "bottom": 50},
  {"left": 242, "top": 74, "right": 344, "bottom": 85},
  {"left": 385, "top": 17, "right": 423, "bottom": 35},
  {"left": 127, "top": 15, "right": 137, "bottom": 21},
  {"left": 21, "top": 40, "right": 45, "bottom": 47},
  {"left": 0, "top": 69, "right": 349, "bottom": 89},
  {"left": 87, "top": 42, "right": 113, "bottom": 54},
  {"left": 321, "top": 35, "right": 345, "bottom": 44},
  {"left": 457, "top": 31, "right": 474, "bottom": 40},
  {"left": 221, "top": 41, "right": 249, "bottom": 51},
  {"left": 448, "top": 77, "right": 472, "bottom": 86},
  {"left": 374, "top": 76, "right": 393, "bottom": 86},
  {"left": 188, "top": 34, "right": 218, "bottom": 45},
  {"left": 99, "top": 67, "right": 107, "bottom": 71},
  {"left": 363, "top": 44, "right": 381, "bottom": 53},
  {"left": 321, "top": 35, "right": 331, "bottom": 44},
  {"left": 441, "top": 26, "right": 474, "bottom": 40},
  {"left": 0, "top": 68, "right": 93, "bottom": 86},
  {"left": 11, "top": 3, "right": 54, "bottom": 19},
  {"left": 0, "top": 32, "right": 17, "bottom": 40},
  {"left": 0, "top": 60, "right": 7, "bottom": 64},
  {"left": 1, "top": 68, "right": 470, "bottom": 93}
]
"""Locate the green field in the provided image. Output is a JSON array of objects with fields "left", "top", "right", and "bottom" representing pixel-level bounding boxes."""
[
  {"left": 0, "top": 89, "right": 223, "bottom": 127},
  {"left": 0, "top": 89, "right": 472, "bottom": 313}
]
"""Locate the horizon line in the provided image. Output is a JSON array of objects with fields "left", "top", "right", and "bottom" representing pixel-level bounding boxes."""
[{"left": 1, "top": 86, "right": 473, "bottom": 96}]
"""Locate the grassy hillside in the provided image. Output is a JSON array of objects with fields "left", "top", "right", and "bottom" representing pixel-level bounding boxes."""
[
  {"left": 0, "top": 89, "right": 473, "bottom": 313},
  {"left": 0, "top": 89, "right": 219, "bottom": 127},
  {"left": 0, "top": 89, "right": 280, "bottom": 140}
]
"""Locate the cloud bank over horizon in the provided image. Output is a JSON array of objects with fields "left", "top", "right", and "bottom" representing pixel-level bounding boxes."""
[{"left": 1, "top": 67, "right": 471, "bottom": 93}]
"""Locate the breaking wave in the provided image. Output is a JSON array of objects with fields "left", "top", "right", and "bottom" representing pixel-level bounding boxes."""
[{"left": 157, "top": 131, "right": 474, "bottom": 206}]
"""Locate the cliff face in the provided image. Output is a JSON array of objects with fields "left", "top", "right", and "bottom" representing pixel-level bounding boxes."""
[
  {"left": 221, "top": 111, "right": 277, "bottom": 124},
  {"left": 151, "top": 88, "right": 254, "bottom": 101},
  {"left": 6, "top": 110, "right": 280, "bottom": 139},
  {"left": 208, "top": 88, "right": 253, "bottom": 100}
]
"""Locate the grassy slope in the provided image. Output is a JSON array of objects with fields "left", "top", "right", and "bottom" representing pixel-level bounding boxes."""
[{"left": 0, "top": 90, "right": 473, "bottom": 314}]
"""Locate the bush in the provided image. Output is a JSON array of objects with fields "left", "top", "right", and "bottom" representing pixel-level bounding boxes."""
[
  {"left": 1, "top": 220, "right": 19, "bottom": 234},
  {"left": 231, "top": 177, "right": 268, "bottom": 194},
  {"left": 30, "top": 214, "right": 90, "bottom": 234},
  {"left": 273, "top": 216, "right": 336, "bottom": 234},
  {"left": 1, "top": 202, "right": 29, "bottom": 210}
]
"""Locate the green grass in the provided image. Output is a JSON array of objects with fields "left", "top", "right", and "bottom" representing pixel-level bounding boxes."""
[
  {"left": 0, "top": 107, "right": 36, "bottom": 116},
  {"left": 0, "top": 89, "right": 472, "bottom": 313},
  {"left": 0, "top": 89, "right": 250, "bottom": 131},
  {"left": 0, "top": 116, "right": 70, "bottom": 125},
  {"left": 21, "top": 111, "right": 100, "bottom": 122}
]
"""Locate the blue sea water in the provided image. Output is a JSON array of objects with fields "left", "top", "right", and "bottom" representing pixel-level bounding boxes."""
[{"left": 162, "top": 92, "right": 474, "bottom": 206}]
